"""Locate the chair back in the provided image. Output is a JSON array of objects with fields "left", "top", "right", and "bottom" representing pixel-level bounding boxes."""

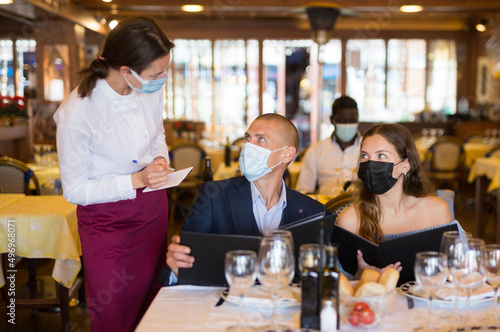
[
  {"left": 428, "top": 136, "right": 464, "bottom": 172},
  {"left": 436, "top": 189, "right": 455, "bottom": 219},
  {"left": 485, "top": 144, "right": 500, "bottom": 159},
  {"left": 169, "top": 143, "right": 207, "bottom": 181},
  {"left": 324, "top": 192, "right": 355, "bottom": 215},
  {"left": 0, "top": 156, "right": 40, "bottom": 195},
  {"left": 426, "top": 136, "right": 464, "bottom": 190}
]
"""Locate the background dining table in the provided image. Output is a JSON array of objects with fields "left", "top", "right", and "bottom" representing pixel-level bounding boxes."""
[
  {"left": 0, "top": 195, "right": 81, "bottom": 289},
  {"left": 135, "top": 285, "right": 494, "bottom": 332}
]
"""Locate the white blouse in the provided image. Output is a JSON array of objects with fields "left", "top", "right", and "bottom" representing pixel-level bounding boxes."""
[{"left": 54, "top": 79, "right": 169, "bottom": 206}]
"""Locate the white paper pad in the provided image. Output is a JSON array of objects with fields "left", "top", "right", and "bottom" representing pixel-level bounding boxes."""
[{"left": 143, "top": 167, "right": 193, "bottom": 192}]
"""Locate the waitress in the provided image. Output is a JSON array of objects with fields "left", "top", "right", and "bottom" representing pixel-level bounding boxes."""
[{"left": 54, "top": 17, "right": 174, "bottom": 332}]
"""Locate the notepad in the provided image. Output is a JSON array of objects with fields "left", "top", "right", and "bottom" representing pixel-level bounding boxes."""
[{"left": 143, "top": 167, "right": 193, "bottom": 192}]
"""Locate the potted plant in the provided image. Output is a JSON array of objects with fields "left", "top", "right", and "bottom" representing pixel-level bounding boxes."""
[{"left": 0, "top": 95, "right": 28, "bottom": 126}]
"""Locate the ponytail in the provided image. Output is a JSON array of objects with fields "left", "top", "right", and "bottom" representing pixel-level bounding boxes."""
[{"left": 77, "top": 57, "right": 109, "bottom": 98}]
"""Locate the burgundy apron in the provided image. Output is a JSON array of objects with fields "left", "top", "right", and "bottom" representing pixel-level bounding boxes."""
[{"left": 77, "top": 188, "right": 168, "bottom": 332}]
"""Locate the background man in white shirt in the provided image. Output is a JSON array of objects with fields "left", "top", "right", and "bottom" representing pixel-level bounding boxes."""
[{"left": 295, "top": 95, "right": 360, "bottom": 196}]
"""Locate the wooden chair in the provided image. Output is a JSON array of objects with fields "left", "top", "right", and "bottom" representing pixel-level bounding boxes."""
[
  {"left": 426, "top": 136, "right": 465, "bottom": 191},
  {"left": 167, "top": 142, "right": 207, "bottom": 224},
  {"left": 1, "top": 255, "right": 85, "bottom": 332},
  {"left": 324, "top": 192, "right": 355, "bottom": 216},
  {"left": 0, "top": 156, "right": 41, "bottom": 195}
]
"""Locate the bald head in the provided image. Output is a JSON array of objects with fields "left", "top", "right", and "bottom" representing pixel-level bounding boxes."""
[{"left": 254, "top": 113, "right": 299, "bottom": 151}]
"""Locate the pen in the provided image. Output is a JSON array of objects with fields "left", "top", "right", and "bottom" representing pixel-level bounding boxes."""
[{"left": 133, "top": 160, "right": 175, "bottom": 171}]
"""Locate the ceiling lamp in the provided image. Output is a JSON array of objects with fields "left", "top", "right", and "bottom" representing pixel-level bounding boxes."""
[
  {"left": 306, "top": 5, "right": 340, "bottom": 46},
  {"left": 0, "top": 0, "right": 13, "bottom": 4},
  {"left": 400, "top": 5, "right": 423, "bottom": 13},
  {"left": 476, "top": 20, "right": 487, "bottom": 32},
  {"left": 109, "top": 20, "right": 119, "bottom": 29},
  {"left": 181, "top": 5, "right": 204, "bottom": 13}
]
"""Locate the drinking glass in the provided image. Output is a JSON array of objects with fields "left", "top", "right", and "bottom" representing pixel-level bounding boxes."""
[
  {"left": 224, "top": 250, "right": 257, "bottom": 332},
  {"left": 449, "top": 237, "right": 486, "bottom": 330},
  {"left": 439, "top": 230, "right": 471, "bottom": 320},
  {"left": 258, "top": 230, "right": 295, "bottom": 331},
  {"left": 480, "top": 244, "right": 500, "bottom": 324},
  {"left": 414, "top": 251, "right": 448, "bottom": 331}
]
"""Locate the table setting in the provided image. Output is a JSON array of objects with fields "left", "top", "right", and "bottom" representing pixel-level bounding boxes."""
[{"left": 136, "top": 230, "right": 500, "bottom": 332}]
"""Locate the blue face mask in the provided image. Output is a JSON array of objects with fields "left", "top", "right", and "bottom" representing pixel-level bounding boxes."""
[
  {"left": 335, "top": 123, "right": 358, "bottom": 142},
  {"left": 125, "top": 69, "right": 166, "bottom": 94},
  {"left": 239, "top": 143, "right": 287, "bottom": 182}
]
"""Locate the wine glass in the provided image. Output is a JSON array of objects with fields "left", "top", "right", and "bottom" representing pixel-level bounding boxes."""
[
  {"left": 414, "top": 251, "right": 448, "bottom": 331},
  {"left": 224, "top": 250, "right": 257, "bottom": 332},
  {"left": 480, "top": 244, "right": 500, "bottom": 324},
  {"left": 439, "top": 230, "right": 471, "bottom": 320},
  {"left": 449, "top": 237, "right": 486, "bottom": 330},
  {"left": 258, "top": 230, "right": 295, "bottom": 331}
]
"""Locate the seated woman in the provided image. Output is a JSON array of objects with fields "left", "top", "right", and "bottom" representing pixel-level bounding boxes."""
[{"left": 335, "top": 123, "right": 462, "bottom": 282}]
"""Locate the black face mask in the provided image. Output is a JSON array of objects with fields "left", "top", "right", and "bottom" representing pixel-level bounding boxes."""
[{"left": 357, "top": 160, "right": 403, "bottom": 195}]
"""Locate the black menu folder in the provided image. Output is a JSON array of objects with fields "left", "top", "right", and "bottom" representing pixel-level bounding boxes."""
[
  {"left": 178, "top": 231, "right": 262, "bottom": 286},
  {"left": 331, "top": 222, "right": 459, "bottom": 285},
  {"left": 178, "top": 212, "right": 336, "bottom": 286}
]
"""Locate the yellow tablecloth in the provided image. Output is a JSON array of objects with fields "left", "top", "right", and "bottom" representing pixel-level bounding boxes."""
[
  {"left": 463, "top": 143, "right": 493, "bottom": 167},
  {"left": 0, "top": 194, "right": 25, "bottom": 209},
  {"left": 27, "top": 163, "right": 61, "bottom": 190},
  {"left": 0, "top": 195, "right": 81, "bottom": 288},
  {"left": 467, "top": 157, "right": 500, "bottom": 192}
]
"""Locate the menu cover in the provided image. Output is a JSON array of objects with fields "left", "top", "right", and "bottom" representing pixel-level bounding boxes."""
[
  {"left": 331, "top": 223, "right": 458, "bottom": 285},
  {"left": 178, "top": 212, "right": 336, "bottom": 286}
]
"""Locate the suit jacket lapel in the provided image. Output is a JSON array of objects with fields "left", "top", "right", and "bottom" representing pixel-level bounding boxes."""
[
  {"left": 280, "top": 186, "right": 307, "bottom": 226},
  {"left": 229, "top": 177, "right": 261, "bottom": 236}
]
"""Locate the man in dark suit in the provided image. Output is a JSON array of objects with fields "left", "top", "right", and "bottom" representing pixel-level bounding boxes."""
[{"left": 160, "top": 113, "right": 325, "bottom": 285}]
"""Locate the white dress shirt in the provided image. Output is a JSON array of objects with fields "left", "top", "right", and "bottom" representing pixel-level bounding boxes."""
[
  {"left": 250, "top": 179, "right": 287, "bottom": 235},
  {"left": 54, "top": 79, "right": 169, "bottom": 206},
  {"left": 295, "top": 136, "right": 360, "bottom": 196}
]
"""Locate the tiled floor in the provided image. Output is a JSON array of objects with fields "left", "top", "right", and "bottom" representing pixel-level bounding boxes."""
[{"left": 0, "top": 182, "right": 497, "bottom": 332}]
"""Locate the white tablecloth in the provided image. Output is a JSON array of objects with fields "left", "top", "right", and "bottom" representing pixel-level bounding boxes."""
[{"left": 135, "top": 285, "right": 494, "bottom": 332}]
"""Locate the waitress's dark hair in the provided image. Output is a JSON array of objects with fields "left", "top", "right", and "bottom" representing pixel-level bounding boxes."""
[{"left": 78, "top": 17, "right": 175, "bottom": 98}]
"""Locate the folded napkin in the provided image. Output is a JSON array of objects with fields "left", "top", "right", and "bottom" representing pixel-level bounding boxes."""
[
  {"left": 227, "top": 285, "right": 300, "bottom": 307},
  {"left": 434, "top": 283, "right": 495, "bottom": 301}
]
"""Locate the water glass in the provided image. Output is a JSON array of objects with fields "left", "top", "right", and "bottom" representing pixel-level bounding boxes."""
[
  {"left": 439, "top": 230, "right": 471, "bottom": 320},
  {"left": 414, "top": 251, "right": 448, "bottom": 331},
  {"left": 224, "top": 250, "right": 257, "bottom": 332},
  {"left": 258, "top": 230, "right": 295, "bottom": 331},
  {"left": 480, "top": 244, "right": 500, "bottom": 324},
  {"left": 449, "top": 237, "right": 486, "bottom": 330}
]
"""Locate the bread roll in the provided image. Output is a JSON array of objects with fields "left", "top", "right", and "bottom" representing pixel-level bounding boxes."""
[
  {"left": 354, "top": 281, "right": 386, "bottom": 297},
  {"left": 339, "top": 273, "right": 354, "bottom": 297},
  {"left": 378, "top": 267, "right": 400, "bottom": 292},
  {"left": 359, "top": 269, "right": 381, "bottom": 284}
]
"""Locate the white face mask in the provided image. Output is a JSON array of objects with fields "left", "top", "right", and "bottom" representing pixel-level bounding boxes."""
[
  {"left": 335, "top": 123, "right": 358, "bottom": 142},
  {"left": 239, "top": 143, "right": 287, "bottom": 182}
]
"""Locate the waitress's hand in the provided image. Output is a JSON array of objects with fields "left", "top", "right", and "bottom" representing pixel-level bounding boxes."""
[{"left": 131, "top": 156, "right": 174, "bottom": 189}]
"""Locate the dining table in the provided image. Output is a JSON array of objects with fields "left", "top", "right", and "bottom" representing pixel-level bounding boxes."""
[
  {"left": 27, "top": 163, "right": 61, "bottom": 191},
  {"left": 467, "top": 156, "right": 500, "bottom": 243},
  {"left": 0, "top": 194, "right": 81, "bottom": 289},
  {"left": 135, "top": 284, "right": 494, "bottom": 332}
]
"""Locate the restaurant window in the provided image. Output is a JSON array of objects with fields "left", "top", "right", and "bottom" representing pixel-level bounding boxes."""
[
  {"left": 213, "top": 40, "right": 248, "bottom": 143},
  {"left": 387, "top": 39, "right": 426, "bottom": 121},
  {"left": 170, "top": 39, "right": 213, "bottom": 123},
  {"left": 0, "top": 39, "right": 14, "bottom": 96},
  {"left": 427, "top": 40, "right": 457, "bottom": 115},
  {"left": 346, "top": 39, "right": 387, "bottom": 121},
  {"left": 15, "top": 39, "right": 37, "bottom": 98}
]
